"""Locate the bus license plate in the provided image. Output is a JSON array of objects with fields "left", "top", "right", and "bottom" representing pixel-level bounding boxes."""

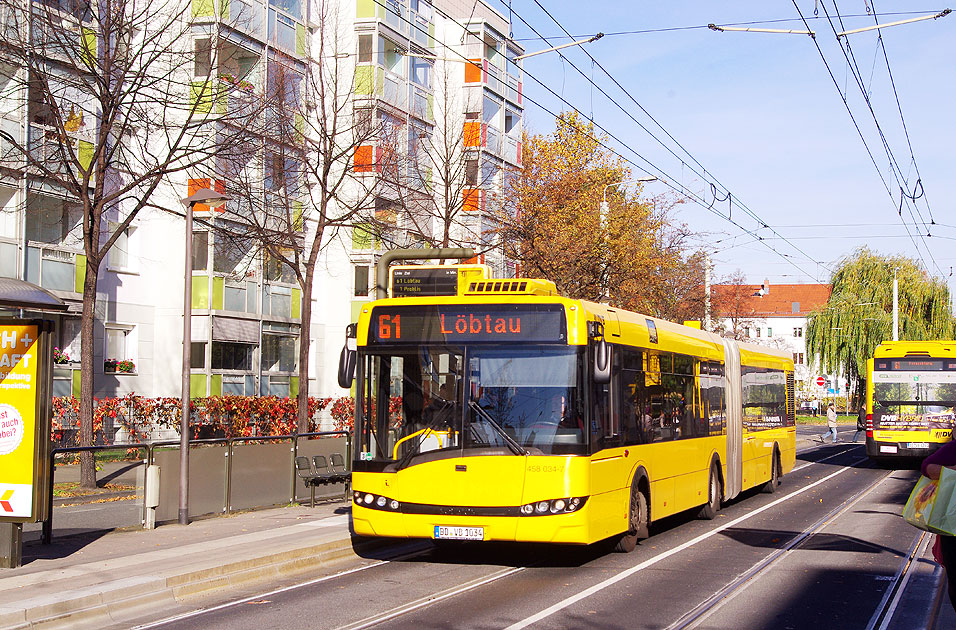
[
  {"left": 434, "top": 526, "right": 483, "bottom": 540},
  {"left": 908, "top": 442, "right": 930, "bottom": 449}
]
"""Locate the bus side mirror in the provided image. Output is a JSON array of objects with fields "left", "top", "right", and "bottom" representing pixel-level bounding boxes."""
[
  {"left": 337, "top": 324, "right": 357, "bottom": 389},
  {"left": 593, "top": 339, "right": 611, "bottom": 384},
  {"left": 588, "top": 320, "right": 611, "bottom": 384}
]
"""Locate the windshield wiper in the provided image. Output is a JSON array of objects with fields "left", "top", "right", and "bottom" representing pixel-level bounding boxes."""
[{"left": 468, "top": 401, "right": 527, "bottom": 456}]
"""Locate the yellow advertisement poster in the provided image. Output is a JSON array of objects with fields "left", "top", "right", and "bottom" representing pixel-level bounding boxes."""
[{"left": 0, "top": 324, "right": 39, "bottom": 519}]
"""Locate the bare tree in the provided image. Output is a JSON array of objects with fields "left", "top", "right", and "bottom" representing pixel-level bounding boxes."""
[
  {"left": 712, "top": 269, "right": 759, "bottom": 340},
  {"left": 214, "top": 0, "right": 380, "bottom": 432},
  {"left": 369, "top": 52, "right": 505, "bottom": 264},
  {"left": 0, "top": 0, "right": 262, "bottom": 486}
]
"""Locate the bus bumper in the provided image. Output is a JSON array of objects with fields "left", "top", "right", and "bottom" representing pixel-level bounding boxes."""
[
  {"left": 351, "top": 501, "right": 593, "bottom": 544},
  {"left": 865, "top": 437, "right": 943, "bottom": 459}
]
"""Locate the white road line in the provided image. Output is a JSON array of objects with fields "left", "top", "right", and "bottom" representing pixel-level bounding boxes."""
[
  {"left": 505, "top": 463, "right": 857, "bottom": 630},
  {"left": 130, "top": 560, "right": 391, "bottom": 629},
  {"left": 336, "top": 567, "right": 526, "bottom": 630},
  {"left": 793, "top": 445, "right": 861, "bottom": 472}
]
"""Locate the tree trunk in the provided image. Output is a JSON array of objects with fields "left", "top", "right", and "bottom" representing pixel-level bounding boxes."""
[
  {"left": 296, "top": 267, "right": 314, "bottom": 434},
  {"left": 79, "top": 256, "right": 99, "bottom": 488}
]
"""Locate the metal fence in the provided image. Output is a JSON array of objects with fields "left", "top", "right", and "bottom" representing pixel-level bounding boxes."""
[{"left": 38, "top": 431, "right": 350, "bottom": 544}]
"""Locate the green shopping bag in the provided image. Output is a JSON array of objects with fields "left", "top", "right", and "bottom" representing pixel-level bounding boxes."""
[{"left": 903, "top": 467, "right": 956, "bottom": 535}]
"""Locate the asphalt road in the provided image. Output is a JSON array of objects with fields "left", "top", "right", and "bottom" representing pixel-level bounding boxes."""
[{"left": 123, "top": 437, "right": 928, "bottom": 630}]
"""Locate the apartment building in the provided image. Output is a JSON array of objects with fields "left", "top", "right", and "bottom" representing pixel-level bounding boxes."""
[{"left": 0, "top": 0, "right": 522, "bottom": 402}]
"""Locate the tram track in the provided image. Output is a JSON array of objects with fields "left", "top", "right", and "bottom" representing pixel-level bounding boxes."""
[{"left": 664, "top": 455, "right": 894, "bottom": 629}]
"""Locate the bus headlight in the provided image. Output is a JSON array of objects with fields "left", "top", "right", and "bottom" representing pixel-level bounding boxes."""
[
  {"left": 353, "top": 491, "right": 401, "bottom": 511},
  {"left": 521, "top": 497, "right": 587, "bottom": 516}
]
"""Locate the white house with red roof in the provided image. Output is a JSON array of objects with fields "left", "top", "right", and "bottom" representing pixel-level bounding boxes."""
[{"left": 712, "top": 281, "right": 834, "bottom": 399}]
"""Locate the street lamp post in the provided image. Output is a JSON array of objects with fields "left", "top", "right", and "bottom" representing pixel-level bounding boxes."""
[
  {"left": 600, "top": 176, "right": 658, "bottom": 223},
  {"left": 179, "top": 188, "right": 230, "bottom": 526}
]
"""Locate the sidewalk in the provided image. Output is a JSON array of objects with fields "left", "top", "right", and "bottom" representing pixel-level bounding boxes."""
[{"left": 0, "top": 501, "right": 364, "bottom": 629}]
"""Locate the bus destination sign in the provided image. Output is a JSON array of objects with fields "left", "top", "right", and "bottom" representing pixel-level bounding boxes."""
[
  {"left": 391, "top": 267, "right": 459, "bottom": 297},
  {"left": 370, "top": 305, "right": 567, "bottom": 344}
]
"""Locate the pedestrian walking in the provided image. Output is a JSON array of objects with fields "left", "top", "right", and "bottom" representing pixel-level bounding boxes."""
[
  {"left": 852, "top": 405, "right": 866, "bottom": 442},
  {"left": 921, "top": 440, "right": 956, "bottom": 613},
  {"left": 816, "top": 403, "right": 838, "bottom": 443}
]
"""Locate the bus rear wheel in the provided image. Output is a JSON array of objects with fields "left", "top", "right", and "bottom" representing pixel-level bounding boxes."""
[
  {"left": 762, "top": 450, "right": 781, "bottom": 494},
  {"left": 697, "top": 465, "right": 721, "bottom": 520},
  {"left": 614, "top": 486, "right": 648, "bottom": 553}
]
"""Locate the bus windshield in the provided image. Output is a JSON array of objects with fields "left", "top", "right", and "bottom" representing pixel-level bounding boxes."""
[
  {"left": 357, "top": 345, "right": 586, "bottom": 468},
  {"left": 873, "top": 380, "right": 956, "bottom": 430}
]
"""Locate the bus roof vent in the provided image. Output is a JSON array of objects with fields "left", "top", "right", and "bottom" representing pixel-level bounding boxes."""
[
  {"left": 905, "top": 352, "right": 931, "bottom": 357},
  {"left": 465, "top": 279, "right": 558, "bottom": 296}
]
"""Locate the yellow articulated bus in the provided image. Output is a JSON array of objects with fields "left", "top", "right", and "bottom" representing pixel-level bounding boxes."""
[
  {"left": 339, "top": 265, "right": 795, "bottom": 551},
  {"left": 867, "top": 341, "right": 956, "bottom": 463}
]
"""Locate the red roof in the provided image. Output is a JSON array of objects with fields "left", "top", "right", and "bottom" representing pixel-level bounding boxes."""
[{"left": 712, "top": 283, "right": 831, "bottom": 318}]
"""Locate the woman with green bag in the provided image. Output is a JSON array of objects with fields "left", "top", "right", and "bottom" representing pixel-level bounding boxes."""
[{"left": 923, "top": 439, "right": 956, "bottom": 612}]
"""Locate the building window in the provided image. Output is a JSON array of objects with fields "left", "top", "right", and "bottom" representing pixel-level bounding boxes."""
[
  {"left": 410, "top": 56, "right": 431, "bottom": 88},
  {"left": 354, "top": 265, "right": 369, "bottom": 297},
  {"left": 357, "top": 34, "right": 373, "bottom": 63},
  {"left": 105, "top": 324, "right": 135, "bottom": 371},
  {"left": 191, "top": 342, "right": 206, "bottom": 368},
  {"left": 109, "top": 223, "right": 135, "bottom": 270},
  {"left": 194, "top": 38, "right": 212, "bottom": 77},
  {"left": 58, "top": 317, "right": 81, "bottom": 362},
  {"left": 378, "top": 36, "right": 405, "bottom": 76},
  {"left": 766, "top": 327, "right": 772, "bottom": 337},
  {"left": 26, "top": 198, "right": 82, "bottom": 245},
  {"left": 464, "top": 158, "right": 478, "bottom": 186},
  {"left": 792, "top": 352, "right": 805, "bottom": 365},
  {"left": 794, "top": 327, "right": 803, "bottom": 337},
  {"left": 755, "top": 328, "right": 761, "bottom": 338},
  {"left": 262, "top": 334, "right": 297, "bottom": 372},
  {"left": 211, "top": 341, "right": 253, "bottom": 371}
]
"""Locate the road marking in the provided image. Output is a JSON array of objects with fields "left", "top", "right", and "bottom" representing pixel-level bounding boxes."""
[
  {"left": 336, "top": 567, "right": 526, "bottom": 630},
  {"left": 667, "top": 456, "right": 883, "bottom": 629},
  {"left": 129, "top": 561, "right": 391, "bottom": 629},
  {"left": 505, "top": 463, "right": 858, "bottom": 630}
]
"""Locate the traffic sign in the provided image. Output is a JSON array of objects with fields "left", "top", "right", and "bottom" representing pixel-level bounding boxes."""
[{"left": 815, "top": 376, "right": 826, "bottom": 387}]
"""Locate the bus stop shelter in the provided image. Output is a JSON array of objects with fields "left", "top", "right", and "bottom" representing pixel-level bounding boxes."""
[{"left": 0, "top": 277, "right": 66, "bottom": 568}]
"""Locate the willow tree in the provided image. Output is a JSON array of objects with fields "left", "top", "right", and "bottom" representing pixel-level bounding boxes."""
[{"left": 806, "top": 247, "right": 955, "bottom": 398}]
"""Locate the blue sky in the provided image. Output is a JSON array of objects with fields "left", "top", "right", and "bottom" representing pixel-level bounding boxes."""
[{"left": 497, "top": 2, "right": 955, "bottom": 297}]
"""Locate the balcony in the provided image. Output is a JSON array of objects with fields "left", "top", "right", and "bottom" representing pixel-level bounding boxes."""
[
  {"left": 382, "top": 0, "right": 409, "bottom": 36},
  {"left": 382, "top": 69, "right": 407, "bottom": 111},
  {"left": 485, "top": 125, "right": 500, "bottom": 155},
  {"left": 503, "top": 135, "right": 519, "bottom": 164},
  {"left": 223, "top": 0, "right": 265, "bottom": 38}
]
